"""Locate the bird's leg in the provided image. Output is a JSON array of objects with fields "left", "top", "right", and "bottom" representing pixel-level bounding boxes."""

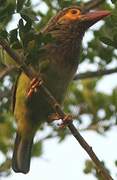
[
  {"left": 27, "top": 77, "right": 43, "bottom": 98},
  {"left": 48, "top": 113, "right": 61, "bottom": 122},
  {"left": 48, "top": 113, "right": 73, "bottom": 128}
]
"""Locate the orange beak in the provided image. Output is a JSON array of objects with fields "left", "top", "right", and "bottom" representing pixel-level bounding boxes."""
[
  {"left": 78, "top": 10, "right": 111, "bottom": 29},
  {"left": 81, "top": 10, "right": 111, "bottom": 22}
]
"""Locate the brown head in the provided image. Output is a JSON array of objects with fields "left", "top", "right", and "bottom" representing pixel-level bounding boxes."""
[
  {"left": 42, "top": 6, "right": 110, "bottom": 67},
  {"left": 43, "top": 6, "right": 110, "bottom": 33}
]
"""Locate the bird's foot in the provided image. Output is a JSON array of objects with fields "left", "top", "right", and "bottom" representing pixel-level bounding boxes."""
[
  {"left": 59, "top": 114, "right": 73, "bottom": 128},
  {"left": 48, "top": 113, "right": 61, "bottom": 122},
  {"left": 27, "top": 77, "right": 43, "bottom": 98},
  {"left": 48, "top": 113, "right": 73, "bottom": 128}
]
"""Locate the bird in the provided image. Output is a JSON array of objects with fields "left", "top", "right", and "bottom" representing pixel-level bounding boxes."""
[{"left": 12, "top": 6, "right": 110, "bottom": 174}]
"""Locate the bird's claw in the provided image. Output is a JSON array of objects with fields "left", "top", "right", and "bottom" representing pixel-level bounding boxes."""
[
  {"left": 48, "top": 113, "right": 73, "bottom": 128},
  {"left": 48, "top": 113, "right": 61, "bottom": 122},
  {"left": 59, "top": 114, "right": 73, "bottom": 128},
  {"left": 27, "top": 78, "right": 43, "bottom": 98}
]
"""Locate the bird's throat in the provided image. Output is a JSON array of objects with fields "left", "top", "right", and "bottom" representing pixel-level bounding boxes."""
[{"left": 47, "top": 32, "right": 83, "bottom": 69}]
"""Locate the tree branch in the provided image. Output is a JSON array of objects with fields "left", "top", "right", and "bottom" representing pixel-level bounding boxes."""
[
  {"left": 74, "top": 67, "right": 117, "bottom": 80},
  {"left": 0, "top": 39, "right": 113, "bottom": 180}
]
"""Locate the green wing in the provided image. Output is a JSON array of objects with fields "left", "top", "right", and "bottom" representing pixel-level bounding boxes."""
[{"left": 11, "top": 71, "right": 21, "bottom": 112}]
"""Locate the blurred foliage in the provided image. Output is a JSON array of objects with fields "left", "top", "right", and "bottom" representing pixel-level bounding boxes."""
[
  {"left": 0, "top": 0, "right": 117, "bottom": 179},
  {"left": 83, "top": 160, "right": 111, "bottom": 180}
]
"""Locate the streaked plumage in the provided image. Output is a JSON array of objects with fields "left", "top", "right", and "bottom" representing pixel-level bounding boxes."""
[{"left": 12, "top": 6, "right": 110, "bottom": 174}]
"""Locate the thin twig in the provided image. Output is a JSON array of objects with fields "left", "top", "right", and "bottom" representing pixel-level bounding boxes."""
[
  {"left": 74, "top": 67, "right": 117, "bottom": 80},
  {"left": 0, "top": 38, "right": 113, "bottom": 180},
  {"left": 68, "top": 122, "right": 112, "bottom": 180},
  {"left": 83, "top": 0, "right": 105, "bottom": 13}
]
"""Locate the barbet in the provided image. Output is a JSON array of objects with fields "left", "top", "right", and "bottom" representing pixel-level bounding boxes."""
[{"left": 12, "top": 6, "right": 110, "bottom": 174}]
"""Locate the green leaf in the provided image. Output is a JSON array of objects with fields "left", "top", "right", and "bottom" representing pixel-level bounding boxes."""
[
  {"left": 18, "top": 18, "right": 24, "bottom": 29},
  {"left": 0, "top": 30, "right": 8, "bottom": 39},
  {"left": 100, "top": 36, "right": 114, "bottom": 47},
  {"left": 11, "top": 41, "right": 22, "bottom": 49},
  {"left": 20, "top": 7, "right": 37, "bottom": 22},
  {"left": 115, "top": 160, "right": 117, "bottom": 166},
  {"left": 83, "top": 160, "right": 93, "bottom": 174},
  {"left": 111, "top": 0, "right": 117, "bottom": 4},
  {"left": 20, "top": 14, "right": 32, "bottom": 32},
  {"left": 0, "top": 3, "right": 15, "bottom": 20},
  {"left": 17, "top": 0, "right": 26, "bottom": 12},
  {"left": 9, "top": 28, "right": 18, "bottom": 44},
  {"left": 32, "top": 141, "right": 43, "bottom": 157},
  {"left": 113, "top": 33, "right": 117, "bottom": 48}
]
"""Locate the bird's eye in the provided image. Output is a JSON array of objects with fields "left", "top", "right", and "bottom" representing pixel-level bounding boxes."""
[
  {"left": 58, "top": 9, "right": 81, "bottom": 23},
  {"left": 70, "top": 9, "right": 80, "bottom": 15},
  {"left": 71, "top": 10, "right": 78, "bottom": 14}
]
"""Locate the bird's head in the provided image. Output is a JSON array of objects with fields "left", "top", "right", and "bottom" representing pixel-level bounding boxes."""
[
  {"left": 42, "top": 6, "right": 110, "bottom": 66},
  {"left": 43, "top": 6, "right": 110, "bottom": 37}
]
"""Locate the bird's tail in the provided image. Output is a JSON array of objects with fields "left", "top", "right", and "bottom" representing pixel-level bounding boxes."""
[{"left": 12, "top": 132, "right": 33, "bottom": 174}]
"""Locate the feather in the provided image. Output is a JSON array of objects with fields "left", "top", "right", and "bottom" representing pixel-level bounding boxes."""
[{"left": 12, "top": 132, "right": 33, "bottom": 174}]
